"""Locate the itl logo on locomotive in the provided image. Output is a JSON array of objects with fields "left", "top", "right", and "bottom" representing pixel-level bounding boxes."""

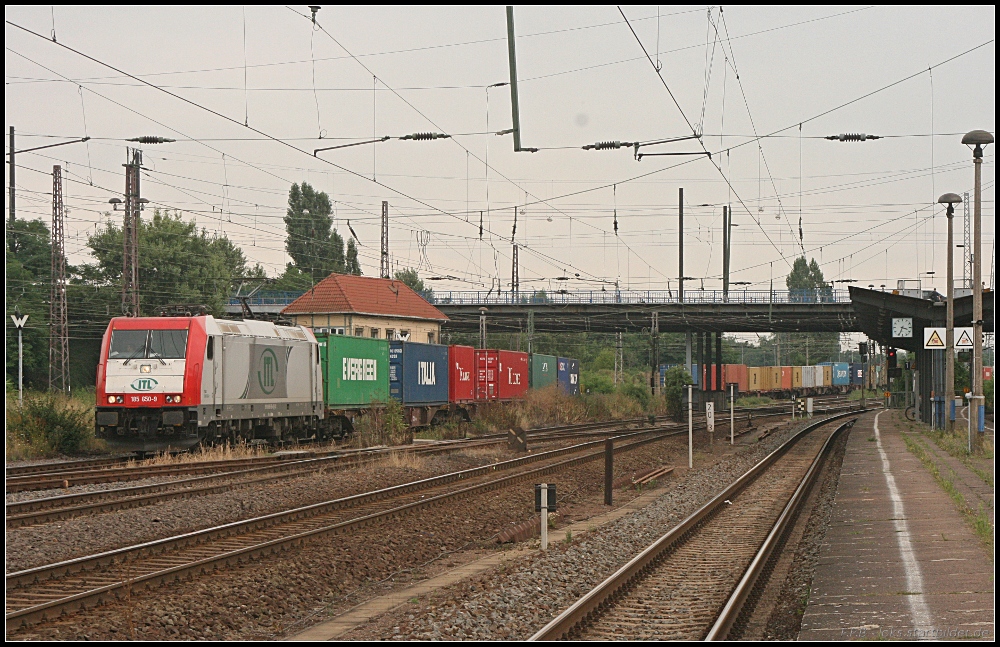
[
  {"left": 258, "top": 348, "right": 278, "bottom": 395},
  {"left": 130, "top": 377, "right": 158, "bottom": 391}
]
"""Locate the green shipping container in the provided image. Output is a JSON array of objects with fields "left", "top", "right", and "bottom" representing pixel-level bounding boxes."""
[
  {"left": 530, "top": 353, "right": 558, "bottom": 389},
  {"left": 318, "top": 335, "right": 390, "bottom": 408}
]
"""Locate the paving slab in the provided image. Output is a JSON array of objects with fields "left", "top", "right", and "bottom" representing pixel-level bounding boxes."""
[{"left": 799, "top": 410, "right": 994, "bottom": 641}]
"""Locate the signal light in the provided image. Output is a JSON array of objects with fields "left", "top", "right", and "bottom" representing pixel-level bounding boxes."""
[
  {"left": 859, "top": 342, "right": 868, "bottom": 357},
  {"left": 887, "top": 348, "right": 897, "bottom": 369}
]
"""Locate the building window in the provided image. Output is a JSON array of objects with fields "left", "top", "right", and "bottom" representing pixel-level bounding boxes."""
[
  {"left": 400, "top": 330, "right": 410, "bottom": 341},
  {"left": 427, "top": 332, "right": 435, "bottom": 344},
  {"left": 386, "top": 329, "right": 395, "bottom": 340},
  {"left": 370, "top": 328, "right": 380, "bottom": 339},
  {"left": 355, "top": 327, "right": 364, "bottom": 337}
]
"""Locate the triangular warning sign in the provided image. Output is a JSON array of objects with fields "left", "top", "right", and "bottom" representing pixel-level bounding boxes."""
[
  {"left": 925, "top": 330, "right": 945, "bottom": 347},
  {"left": 956, "top": 330, "right": 974, "bottom": 348}
]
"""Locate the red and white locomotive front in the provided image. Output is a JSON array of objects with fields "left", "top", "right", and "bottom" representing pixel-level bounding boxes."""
[{"left": 96, "top": 316, "right": 206, "bottom": 452}]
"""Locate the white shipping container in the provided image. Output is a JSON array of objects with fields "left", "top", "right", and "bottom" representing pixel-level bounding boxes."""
[
  {"left": 812, "top": 365, "right": 825, "bottom": 388},
  {"left": 801, "top": 366, "right": 815, "bottom": 388}
]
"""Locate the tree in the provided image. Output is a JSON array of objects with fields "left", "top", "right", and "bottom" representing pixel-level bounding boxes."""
[
  {"left": 6, "top": 218, "right": 51, "bottom": 388},
  {"left": 85, "top": 210, "right": 258, "bottom": 315},
  {"left": 393, "top": 267, "right": 432, "bottom": 301},
  {"left": 284, "top": 182, "right": 347, "bottom": 283},
  {"left": 346, "top": 239, "right": 362, "bottom": 275}
]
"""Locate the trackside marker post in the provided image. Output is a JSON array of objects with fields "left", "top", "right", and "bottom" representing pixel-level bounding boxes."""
[
  {"left": 730, "top": 384, "right": 735, "bottom": 445},
  {"left": 11, "top": 313, "right": 28, "bottom": 405},
  {"left": 535, "top": 483, "right": 555, "bottom": 550},
  {"left": 604, "top": 440, "right": 613, "bottom": 505},
  {"left": 687, "top": 384, "right": 693, "bottom": 468}
]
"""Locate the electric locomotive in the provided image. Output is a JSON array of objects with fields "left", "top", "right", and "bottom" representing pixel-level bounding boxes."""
[{"left": 96, "top": 315, "right": 324, "bottom": 453}]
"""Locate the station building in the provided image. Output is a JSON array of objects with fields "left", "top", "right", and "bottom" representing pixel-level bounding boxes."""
[{"left": 280, "top": 273, "right": 448, "bottom": 343}]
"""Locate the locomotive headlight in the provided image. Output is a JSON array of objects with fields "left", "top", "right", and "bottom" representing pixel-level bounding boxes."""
[
  {"left": 108, "top": 395, "right": 116, "bottom": 404},
  {"left": 140, "top": 364, "right": 152, "bottom": 373}
]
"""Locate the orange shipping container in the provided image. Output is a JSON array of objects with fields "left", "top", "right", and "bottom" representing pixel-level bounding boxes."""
[
  {"left": 780, "top": 366, "right": 793, "bottom": 390},
  {"left": 723, "top": 364, "right": 749, "bottom": 393}
]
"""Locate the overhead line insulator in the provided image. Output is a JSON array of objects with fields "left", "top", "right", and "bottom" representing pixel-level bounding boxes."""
[
  {"left": 582, "top": 140, "right": 637, "bottom": 151},
  {"left": 824, "top": 133, "right": 881, "bottom": 142},
  {"left": 399, "top": 132, "right": 451, "bottom": 141}
]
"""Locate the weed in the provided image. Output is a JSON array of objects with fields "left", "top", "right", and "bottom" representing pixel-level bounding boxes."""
[
  {"left": 564, "top": 530, "right": 573, "bottom": 544},
  {"left": 382, "top": 449, "right": 427, "bottom": 471},
  {"left": 6, "top": 390, "right": 103, "bottom": 459},
  {"left": 901, "top": 434, "right": 993, "bottom": 557},
  {"left": 867, "top": 436, "right": 876, "bottom": 442},
  {"left": 351, "top": 399, "right": 411, "bottom": 448}
]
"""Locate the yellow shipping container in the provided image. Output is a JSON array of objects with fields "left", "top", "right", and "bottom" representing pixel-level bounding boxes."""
[
  {"left": 822, "top": 365, "right": 832, "bottom": 387},
  {"left": 792, "top": 366, "right": 803, "bottom": 388},
  {"left": 769, "top": 367, "right": 782, "bottom": 391},
  {"left": 749, "top": 367, "right": 763, "bottom": 391}
]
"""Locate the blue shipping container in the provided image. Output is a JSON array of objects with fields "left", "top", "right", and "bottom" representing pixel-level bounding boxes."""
[
  {"left": 389, "top": 341, "right": 449, "bottom": 405},
  {"left": 849, "top": 363, "right": 864, "bottom": 386},
  {"left": 557, "top": 357, "right": 581, "bottom": 396},
  {"left": 832, "top": 362, "right": 850, "bottom": 386}
]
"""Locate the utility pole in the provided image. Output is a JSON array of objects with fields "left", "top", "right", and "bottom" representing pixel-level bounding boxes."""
[
  {"left": 963, "top": 192, "right": 971, "bottom": 288},
  {"left": 479, "top": 307, "right": 488, "bottom": 349},
  {"left": 527, "top": 309, "right": 534, "bottom": 355},
  {"left": 615, "top": 331, "right": 623, "bottom": 385},
  {"left": 678, "top": 187, "right": 684, "bottom": 304},
  {"left": 122, "top": 148, "right": 142, "bottom": 316},
  {"left": 49, "top": 165, "right": 70, "bottom": 393},
  {"left": 380, "top": 200, "right": 390, "bottom": 279},
  {"left": 940, "top": 193, "right": 962, "bottom": 433},
  {"left": 722, "top": 206, "right": 729, "bottom": 300},
  {"left": 8, "top": 126, "right": 14, "bottom": 253},
  {"left": 511, "top": 243, "right": 519, "bottom": 300},
  {"left": 651, "top": 312, "right": 659, "bottom": 394}
]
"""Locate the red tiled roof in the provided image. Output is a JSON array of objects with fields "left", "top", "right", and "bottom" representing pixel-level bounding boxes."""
[{"left": 281, "top": 274, "right": 449, "bottom": 321}]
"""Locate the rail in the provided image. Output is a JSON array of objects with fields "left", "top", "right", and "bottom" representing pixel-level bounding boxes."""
[{"left": 528, "top": 410, "right": 859, "bottom": 641}]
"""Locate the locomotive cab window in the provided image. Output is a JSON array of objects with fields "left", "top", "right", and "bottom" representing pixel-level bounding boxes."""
[
  {"left": 109, "top": 329, "right": 188, "bottom": 360},
  {"left": 206, "top": 336, "right": 214, "bottom": 360}
]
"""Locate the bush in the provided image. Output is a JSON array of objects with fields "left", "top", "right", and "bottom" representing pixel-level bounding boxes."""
[
  {"left": 582, "top": 372, "right": 615, "bottom": 394},
  {"left": 352, "top": 398, "right": 411, "bottom": 447},
  {"left": 619, "top": 383, "right": 651, "bottom": 409},
  {"left": 985, "top": 378, "right": 994, "bottom": 414},
  {"left": 7, "top": 391, "right": 101, "bottom": 459},
  {"left": 661, "top": 367, "right": 693, "bottom": 419}
]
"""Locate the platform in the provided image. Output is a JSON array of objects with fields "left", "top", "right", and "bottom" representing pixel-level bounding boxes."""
[{"left": 799, "top": 410, "right": 994, "bottom": 640}]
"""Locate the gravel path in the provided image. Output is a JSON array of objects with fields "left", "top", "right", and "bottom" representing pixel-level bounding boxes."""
[
  {"left": 5, "top": 446, "right": 511, "bottom": 572},
  {"left": 8, "top": 427, "right": 698, "bottom": 640},
  {"left": 345, "top": 418, "right": 830, "bottom": 640}
]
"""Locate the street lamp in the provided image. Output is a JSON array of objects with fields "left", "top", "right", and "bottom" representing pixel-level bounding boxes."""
[
  {"left": 962, "top": 129, "right": 993, "bottom": 443},
  {"left": 938, "top": 192, "right": 962, "bottom": 433}
]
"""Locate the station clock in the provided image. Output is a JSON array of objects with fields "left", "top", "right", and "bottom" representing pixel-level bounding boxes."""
[{"left": 891, "top": 317, "right": 913, "bottom": 338}]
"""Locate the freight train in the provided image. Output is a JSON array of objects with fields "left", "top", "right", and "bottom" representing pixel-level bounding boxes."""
[
  {"left": 95, "top": 315, "right": 581, "bottom": 453},
  {"left": 659, "top": 361, "right": 863, "bottom": 397}
]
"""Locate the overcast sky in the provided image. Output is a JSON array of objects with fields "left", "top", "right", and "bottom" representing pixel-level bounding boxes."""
[{"left": 5, "top": 5, "right": 995, "bottom": 298}]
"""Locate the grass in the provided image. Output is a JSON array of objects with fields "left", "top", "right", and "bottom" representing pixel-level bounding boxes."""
[
  {"left": 133, "top": 440, "right": 272, "bottom": 466},
  {"left": 381, "top": 449, "right": 428, "bottom": 471},
  {"left": 735, "top": 396, "right": 774, "bottom": 408},
  {"left": 927, "top": 429, "right": 993, "bottom": 487},
  {"left": 848, "top": 389, "right": 880, "bottom": 401},
  {"left": 901, "top": 433, "right": 993, "bottom": 557}
]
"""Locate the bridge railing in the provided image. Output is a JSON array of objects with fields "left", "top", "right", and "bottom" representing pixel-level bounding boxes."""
[{"left": 429, "top": 289, "right": 849, "bottom": 306}]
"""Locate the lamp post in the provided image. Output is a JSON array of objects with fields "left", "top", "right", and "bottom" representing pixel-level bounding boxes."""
[
  {"left": 962, "top": 130, "right": 993, "bottom": 445},
  {"left": 938, "top": 193, "right": 962, "bottom": 433}
]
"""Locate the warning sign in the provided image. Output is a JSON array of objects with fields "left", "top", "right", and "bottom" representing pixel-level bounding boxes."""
[
  {"left": 955, "top": 327, "right": 975, "bottom": 349},
  {"left": 924, "top": 328, "right": 945, "bottom": 349},
  {"left": 923, "top": 327, "right": 976, "bottom": 349}
]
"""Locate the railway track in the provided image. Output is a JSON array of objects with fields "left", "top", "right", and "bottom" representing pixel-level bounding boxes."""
[
  {"left": 5, "top": 402, "right": 863, "bottom": 528},
  {"left": 6, "top": 421, "right": 698, "bottom": 629},
  {"left": 5, "top": 417, "right": 655, "bottom": 494},
  {"left": 529, "top": 412, "right": 858, "bottom": 641}
]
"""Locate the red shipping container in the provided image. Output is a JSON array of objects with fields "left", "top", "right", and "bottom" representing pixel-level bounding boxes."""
[
  {"left": 498, "top": 350, "right": 529, "bottom": 400},
  {"left": 780, "top": 366, "right": 793, "bottom": 390},
  {"left": 474, "top": 349, "right": 498, "bottom": 401},
  {"left": 722, "top": 364, "right": 749, "bottom": 393},
  {"left": 448, "top": 345, "right": 475, "bottom": 403}
]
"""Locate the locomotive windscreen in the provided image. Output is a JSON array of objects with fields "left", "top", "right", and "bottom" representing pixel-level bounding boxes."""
[{"left": 108, "top": 329, "right": 188, "bottom": 360}]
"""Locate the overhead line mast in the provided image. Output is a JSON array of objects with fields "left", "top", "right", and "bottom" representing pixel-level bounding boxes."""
[{"left": 49, "top": 165, "right": 69, "bottom": 393}]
